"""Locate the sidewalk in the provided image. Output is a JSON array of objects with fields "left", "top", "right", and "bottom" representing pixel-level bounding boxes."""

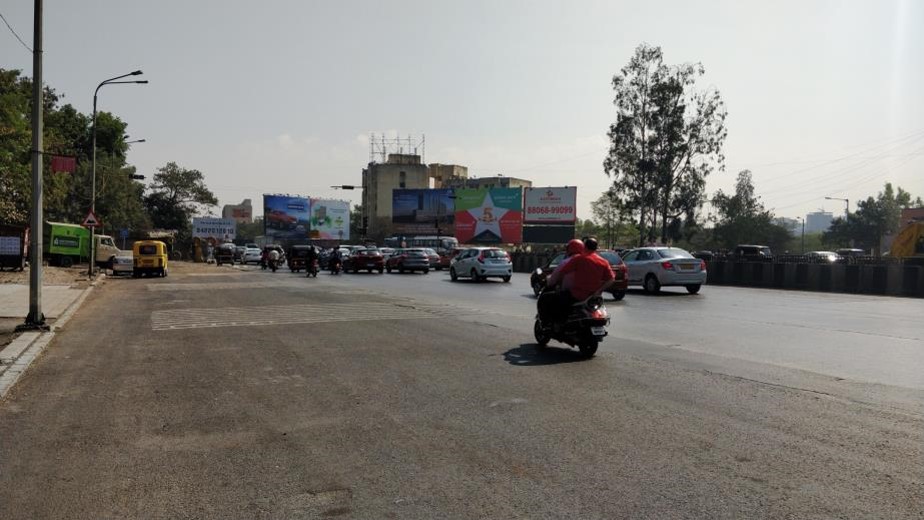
[{"left": 0, "top": 284, "right": 85, "bottom": 320}]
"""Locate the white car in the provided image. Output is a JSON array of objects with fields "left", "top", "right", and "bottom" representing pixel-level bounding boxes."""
[
  {"left": 449, "top": 247, "right": 512, "bottom": 283},
  {"left": 242, "top": 247, "right": 263, "bottom": 264},
  {"left": 111, "top": 254, "right": 134, "bottom": 276},
  {"left": 621, "top": 247, "right": 707, "bottom": 294}
]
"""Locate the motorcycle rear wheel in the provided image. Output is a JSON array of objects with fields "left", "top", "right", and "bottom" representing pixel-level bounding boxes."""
[
  {"left": 534, "top": 320, "right": 550, "bottom": 347},
  {"left": 577, "top": 342, "right": 598, "bottom": 357}
]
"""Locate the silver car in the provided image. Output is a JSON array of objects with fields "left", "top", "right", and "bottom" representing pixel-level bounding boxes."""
[
  {"left": 450, "top": 247, "right": 512, "bottom": 283},
  {"left": 621, "top": 247, "right": 706, "bottom": 294}
]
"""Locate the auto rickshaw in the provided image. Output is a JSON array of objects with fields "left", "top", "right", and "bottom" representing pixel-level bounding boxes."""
[
  {"left": 215, "top": 242, "right": 236, "bottom": 266},
  {"left": 133, "top": 240, "right": 169, "bottom": 277},
  {"left": 288, "top": 245, "right": 311, "bottom": 272}
]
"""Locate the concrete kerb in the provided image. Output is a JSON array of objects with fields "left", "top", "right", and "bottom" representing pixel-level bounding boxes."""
[{"left": 0, "top": 275, "right": 102, "bottom": 400}]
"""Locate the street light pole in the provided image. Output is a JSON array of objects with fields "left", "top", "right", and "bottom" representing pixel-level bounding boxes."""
[
  {"left": 825, "top": 196, "right": 849, "bottom": 218},
  {"left": 22, "top": 0, "right": 45, "bottom": 329},
  {"left": 89, "top": 71, "right": 147, "bottom": 277},
  {"left": 801, "top": 217, "right": 805, "bottom": 254}
]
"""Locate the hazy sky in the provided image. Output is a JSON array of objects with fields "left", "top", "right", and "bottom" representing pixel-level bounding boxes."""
[{"left": 3, "top": 0, "right": 923, "bottom": 221}]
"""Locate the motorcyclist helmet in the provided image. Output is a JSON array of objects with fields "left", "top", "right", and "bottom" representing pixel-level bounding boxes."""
[{"left": 566, "top": 239, "right": 585, "bottom": 256}]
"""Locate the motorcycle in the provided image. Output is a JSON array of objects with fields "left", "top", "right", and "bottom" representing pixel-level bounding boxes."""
[
  {"left": 306, "top": 259, "right": 319, "bottom": 278},
  {"left": 329, "top": 257, "right": 342, "bottom": 275},
  {"left": 269, "top": 257, "right": 278, "bottom": 272},
  {"left": 534, "top": 289, "right": 609, "bottom": 357}
]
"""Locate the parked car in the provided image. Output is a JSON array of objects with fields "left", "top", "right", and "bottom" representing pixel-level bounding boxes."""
[
  {"left": 805, "top": 251, "right": 841, "bottom": 263},
  {"left": 111, "top": 253, "right": 134, "bottom": 276},
  {"left": 621, "top": 247, "right": 706, "bottom": 294},
  {"left": 379, "top": 247, "right": 396, "bottom": 261},
  {"left": 450, "top": 247, "right": 512, "bottom": 282},
  {"left": 422, "top": 248, "right": 441, "bottom": 270},
  {"left": 344, "top": 248, "right": 385, "bottom": 273},
  {"left": 733, "top": 244, "right": 773, "bottom": 257},
  {"left": 835, "top": 248, "right": 865, "bottom": 258},
  {"left": 529, "top": 249, "right": 629, "bottom": 300},
  {"left": 385, "top": 248, "right": 430, "bottom": 274},
  {"left": 242, "top": 247, "right": 262, "bottom": 264},
  {"left": 692, "top": 250, "right": 715, "bottom": 261}
]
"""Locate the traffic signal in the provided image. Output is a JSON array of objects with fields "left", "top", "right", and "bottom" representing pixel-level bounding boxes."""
[{"left": 129, "top": 173, "right": 145, "bottom": 180}]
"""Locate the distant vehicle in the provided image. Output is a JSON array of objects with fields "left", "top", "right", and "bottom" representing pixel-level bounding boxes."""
[
  {"left": 287, "top": 245, "right": 313, "bottom": 272},
  {"left": 233, "top": 245, "right": 246, "bottom": 263},
  {"left": 692, "top": 250, "right": 715, "bottom": 261},
  {"left": 530, "top": 250, "right": 628, "bottom": 300},
  {"left": 439, "top": 247, "right": 466, "bottom": 270},
  {"left": 215, "top": 243, "right": 236, "bottom": 266},
  {"left": 110, "top": 253, "right": 134, "bottom": 276},
  {"left": 344, "top": 248, "right": 384, "bottom": 274},
  {"left": 385, "top": 248, "right": 430, "bottom": 274},
  {"left": 242, "top": 247, "right": 262, "bottom": 264},
  {"left": 44, "top": 221, "right": 123, "bottom": 268},
  {"left": 733, "top": 244, "right": 772, "bottom": 257},
  {"left": 835, "top": 248, "right": 865, "bottom": 258},
  {"left": 384, "top": 235, "right": 459, "bottom": 255},
  {"left": 245, "top": 243, "right": 259, "bottom": 249},
  {"left": 805, "top": 251, "right": 841, "bottom": 263},
  {"left": 622, "top": 247, "right": 706, "bottom": 294},
  {"left": 450, "top": 247, "right": 512, "bottom": 283},
  {"left": 132, "top": 240, "right": 169, "bottom": 278},
  {"left": 422, "top": 248, "right": 441, "bottom": 270},
  {"left": 379, "top": 247, "right": 396, "bottom": 261}
]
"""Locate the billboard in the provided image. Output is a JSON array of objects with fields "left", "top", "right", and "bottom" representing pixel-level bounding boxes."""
[
  {"left": 392, "top": 189, "right": 455, "bottom": 235},
  {"left": 524, "top": 187, "right": 577, "bottom": 224},
  {"left": 263, "top": 195, "right": 310, "bottom": 240},
  {"left": 192, "top": 217, "right": 236, "bottom": 241},
  {"left": 454, "top": 188, "right": 523, "bottom": 244},
  {"left": 310, "top": 199, "right": 350, "bottom": 240}
]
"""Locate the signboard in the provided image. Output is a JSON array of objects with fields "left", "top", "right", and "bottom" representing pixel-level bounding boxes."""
[
  {"left": 192, "top": 217, "right": 237, "bottom": 241},
  {"left": 524, "top": 187, "right": 577, "bottom": 224},
  {"left": 309, "top": 199, "right": 350, "bottom": 240},
  {"left": 523, "top": 225, "right": 576, "bottom": 244},
  {"left": 392, "top": 189, "right": 455, "bottom": 235},
  {"left": 454, "top": 188, "right": 523, "bottom": 244},
  {"left": 83, "top": 210, "right": 100, "bottom": 228},
  {"left": 119, "top": 228, "right": 129, "bottom": 239},
  {"left": 0, "top": 236, "right": 21, "bottom": 255},
  {"left": 263, "top": 195, "right": 310, "bottom": 240}
]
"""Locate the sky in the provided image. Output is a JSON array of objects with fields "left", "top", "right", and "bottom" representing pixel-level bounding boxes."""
[{"left": 3, "top": 0, "right": 923, "bottom": 223}]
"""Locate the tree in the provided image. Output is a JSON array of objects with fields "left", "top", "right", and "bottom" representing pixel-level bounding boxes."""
[
  {"left": 823, "top": 183, "right": 922, "bottom": 253},
  {"left": 144, "top": 162, "right": 217, "bottom": 248},
  {"left": 712, "top": 170, "right": 791, "bottom": 253},
  {"left": 604, "top": 44, "right": 727, "bottom": 245},
  {"left": 591, "top": 189, "right": 635, "bottom": 248},
  {"left": 349, "top": 204, "right": 363, "bottom": 239}
]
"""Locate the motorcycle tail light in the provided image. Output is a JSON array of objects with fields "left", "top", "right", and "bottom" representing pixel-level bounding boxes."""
[
  {"left": 591, "top": 309, "right": 607, "bottom": 320},
  {"left": 700, "top": 259, "right": 707, "bottom": 270}
]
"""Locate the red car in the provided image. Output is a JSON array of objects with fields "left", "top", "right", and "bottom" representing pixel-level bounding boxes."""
[
  {"left": 439, "top": 247, "right": 465, "bottom": 270},
  {"left": 343, "top": 248, "right": 384, "bottom": 274},
  {"left": 530, "top": 249, "right": 628, "bottom": 301},
  {"left": 385, "top": 248, "right": 430, "bottom": 274}
]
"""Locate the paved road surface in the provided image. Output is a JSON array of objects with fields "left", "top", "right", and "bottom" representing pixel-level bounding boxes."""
[{"left": 1, "top": 264, "right": 921, "bottom": 519}]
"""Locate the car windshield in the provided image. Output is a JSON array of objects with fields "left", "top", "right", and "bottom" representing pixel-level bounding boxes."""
[
  {"left": 598, "top": 251, "right": 623, "bottom": 265},
  {"left": 658, "top": 248, "right": 693, "bottom": 259}
]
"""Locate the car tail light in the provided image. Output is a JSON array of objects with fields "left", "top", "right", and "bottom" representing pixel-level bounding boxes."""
[
  {"left": 700, "top": 259, "right": 707, "bottom": 270},
  {"left": 661, "top": 261, "right": 674, "bottom": 270}
]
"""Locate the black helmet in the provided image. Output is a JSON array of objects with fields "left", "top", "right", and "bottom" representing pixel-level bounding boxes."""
[{"left": 583, "top": 237, "right": 599, "bottom": 251}]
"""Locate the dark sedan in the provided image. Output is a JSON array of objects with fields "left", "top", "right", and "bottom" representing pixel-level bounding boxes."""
[
  {"left": 343, "top": 248, "right": 385, "bottom": 274},
  {"left": 385, "top": 248, "right": 430, "bottom": 274},
  {"left": 530, "top": 250, "right": 629, "bottom": 301}
]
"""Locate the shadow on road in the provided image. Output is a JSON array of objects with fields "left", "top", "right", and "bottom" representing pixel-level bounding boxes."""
[
  {"left": 503, "top": 343, "right": 588, "bottom": 366},
  {"left": 627, "top": 288, "right": 691, "bottom": 297}
]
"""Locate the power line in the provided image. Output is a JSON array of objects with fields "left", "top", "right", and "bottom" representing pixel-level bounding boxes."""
[{"left": 0, "top": 10, "right": 31, "bottom": 53}]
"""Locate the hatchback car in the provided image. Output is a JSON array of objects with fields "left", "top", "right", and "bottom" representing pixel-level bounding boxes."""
[
  {"left": 111, "top": 254, "right": 134, "bottom": 276},
  {"left": 242, "top": 247, "right": 263, "bottom": 264},
  {"left": 450, "top": 247, "right": 512, "bottom": 282},
  {"left": 385, "top": 248, "right": 430, "bottom": 274},
  {"left": 622, "top": 247, "right": 706, "bottom": 294},
  {"left": 530, "top": 250, "right": 629, "bottom": 300},
  {"left": 344, "top": 248, "right": 385, "bottom": 273}
]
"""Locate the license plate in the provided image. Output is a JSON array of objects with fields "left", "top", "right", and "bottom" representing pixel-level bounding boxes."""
[
  {"left": 680, "top": 264, "right": 695, "bottom": 270},
  {"left": 591, "top": 327, "right": 606, "bottom": 336}
]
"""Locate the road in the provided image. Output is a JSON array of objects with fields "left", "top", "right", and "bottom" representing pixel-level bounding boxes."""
[{"left": 1, "top": 263, "right": 922, "bottom": 519}]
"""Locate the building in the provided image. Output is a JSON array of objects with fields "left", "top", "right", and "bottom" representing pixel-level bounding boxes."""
[
  {"left": 773, "top": 217, "right": 801, "bottom": 234},
  {"left": 446, "top": 175, "right": 533, "bottom": 190},
  {"left": 805, "top": 211, "right": 833, "bottom": 234},
  {"left": 428, "top": 163, "right": 468, "bottom": 188},
  {"left": 222, "top": 199, "right": 253, "bottom": 224},
  {"left": 362, "top": 154, "right": 432, "bottom": 235}
]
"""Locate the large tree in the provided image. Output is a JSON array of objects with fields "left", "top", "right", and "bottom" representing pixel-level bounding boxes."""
[
  {"left": 144, "top": 162, "right": 217, "bottom": 233},
  {"left": 604, "top": 44, "right": 727, "bottom": 245},
  {"left": 712, "top": 170, "right": 791, "bottom": 253}
]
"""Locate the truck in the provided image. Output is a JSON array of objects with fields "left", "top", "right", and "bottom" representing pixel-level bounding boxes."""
[
  {"left": 44, "top": 221, "right": 123, "bottom": 268},
  {"left": 890, "top": 221, "right": 924, "bottom": 261}
]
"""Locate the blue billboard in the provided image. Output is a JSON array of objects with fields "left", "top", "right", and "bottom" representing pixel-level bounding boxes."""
[
  {"left": 392, "top": 189, "right": 455, "bottom": 235},
  {"left": 263, "top": 195, "right": 310, "bottom": 240}
]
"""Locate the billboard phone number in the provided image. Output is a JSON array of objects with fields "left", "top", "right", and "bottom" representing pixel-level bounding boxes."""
[{"left": 526, "top": 206, "right": 574, "bottom": 215}]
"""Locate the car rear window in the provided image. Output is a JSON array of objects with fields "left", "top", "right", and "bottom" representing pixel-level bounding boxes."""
[
  {"left": 406, "top": 250, "right": 426, "bottom": 257},
  {"left": 139, "top": 245, "right": 157, "bottom": 255},
  {"left": 599, "top": 251, "right": 623, "bottom": 265},
  {"left": 657, "top": 248, "right": 693, "bottom": 259},
  {"left": 482, "top": 249, "right": 507, "bottom": 258}
]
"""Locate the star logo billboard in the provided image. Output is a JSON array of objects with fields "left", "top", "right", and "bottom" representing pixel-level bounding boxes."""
[{"left": 454, "top": 188, "right": 523, "bottom": 244}]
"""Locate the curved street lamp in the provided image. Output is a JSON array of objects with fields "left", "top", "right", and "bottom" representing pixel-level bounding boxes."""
[{"left": 89, "top": 70, "right": 147, "bottom": 276}]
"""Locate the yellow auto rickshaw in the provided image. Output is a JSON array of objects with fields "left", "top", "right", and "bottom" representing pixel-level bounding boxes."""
[{"left": 133, "top": 240, "right": 169, "bottom": 278}]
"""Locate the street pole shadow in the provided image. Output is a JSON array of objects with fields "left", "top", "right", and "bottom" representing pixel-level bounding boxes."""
[{"left": 502, "top": 343, "right": 587, "bottom": 366}]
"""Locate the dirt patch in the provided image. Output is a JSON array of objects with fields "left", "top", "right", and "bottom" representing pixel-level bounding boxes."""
[{"left": 0, "top": 265, "right": 91, "bottom": 287}]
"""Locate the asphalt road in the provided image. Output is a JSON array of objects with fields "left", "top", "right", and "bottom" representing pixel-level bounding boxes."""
[{"left": 1, "top": 263, "right": 922, "bottom": 519}]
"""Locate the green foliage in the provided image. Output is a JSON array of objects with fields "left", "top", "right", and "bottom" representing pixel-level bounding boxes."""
[
  {"left": 823, "top": 183, "right": 922, "bottom": 253},
  {"left": 712, "top": 170, "right": 792, "bottom": 253},
  {"left": 604, "top": 43, "right": 727, "bottom": 244},
  {"left": 144, "top": 162, "right": 218, "bottom": 249}
]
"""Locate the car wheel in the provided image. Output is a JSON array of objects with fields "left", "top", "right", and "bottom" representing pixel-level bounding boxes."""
[
  {"left": 60, "top": 256, "right": 73, "bottom": 268},
  {"left": 611, "top": 290, "right": 626, "bottom": 301},
  {"left": 686, "top": 284, "right": 701, "bottom": 294},
  {"left": 386, "top": 266, "right": 392, "bottom": 273},
  {"left": 423, "top": 268, "right": 429, "bottom": 274},
  {"left": 450, "top": 267, "right": 458, "bottom": 281},
  {"left": 502, "top": 276, "right": 511, "bottom": 283},
  {"left": 644, "top": 274, "right": 661, "bottom": 294},
  {"left": 471, "top": 268, "right": 480, "bottom": 282},
  {"left": 534, "top": 320, "right": 550, "bottom": 347},
  {"left": 378, "top": 268, "right": 384, "bottom": 274},
  {"left": 578, "top": 342, "right": 598, "bottom": 357},
  {"left": 399, "top": 267, "right": 405, "bottom": 274}
]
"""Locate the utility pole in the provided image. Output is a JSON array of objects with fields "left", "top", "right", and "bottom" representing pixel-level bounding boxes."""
[
  {"left": 21, "top": 0, "right": 46, "bottom": 330},
  {"left": 801, "top": 217, "right": 805, "bottom": 255}
]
